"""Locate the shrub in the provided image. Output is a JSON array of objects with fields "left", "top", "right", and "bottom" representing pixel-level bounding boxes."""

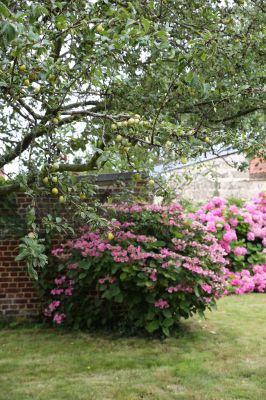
[
  {"left": 41, "top": 203, "right": 227, "bottom": 336},
  {"left": 223, "top": 264, "right": 266, "bottom": 295},
  {"left": 188, "top": 192, "right": 266, "bottom": 294},
  {"left": 189, "top": 192, "right": 266, "bottom": 272}
]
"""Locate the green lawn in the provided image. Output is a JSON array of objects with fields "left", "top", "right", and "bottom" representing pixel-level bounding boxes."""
[{"left": 1, "top": 294, "right": 266, "bottom": 400}]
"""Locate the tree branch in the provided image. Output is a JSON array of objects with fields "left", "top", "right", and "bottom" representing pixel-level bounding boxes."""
[
  {"left": 0, "top": 159, "right": 105, "bottom": 194},
  {"left": 0, "top": 125, "right": 51, "bottom": 169},
  {"left": 59, "top": 110, "right": 129, "bottom": 122},
  {"left": 61, "top": 100, "right": 101, "bottom": 111},
  {"left": 17, "top": 99, "right": 43, "bottom": 120},
  {"left": 210, "top": 107, "right": 265, "bottom": 123}
]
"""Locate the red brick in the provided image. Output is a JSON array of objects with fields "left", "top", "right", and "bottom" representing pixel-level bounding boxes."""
[{"left": 249, "top": 158, "right": 266, "bottom": 179}]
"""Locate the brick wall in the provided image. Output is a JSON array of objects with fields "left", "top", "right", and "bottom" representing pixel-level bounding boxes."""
[
  {"left": 249, "top": 158, "right": 266, "bottom": 179},
  {"left": 0, "top": 193, "right": 55, "bottom": 320},
  {"left": 0, "top": 239, "right": 39, "bottom": 319},
  {"left": 0, "top": 173, "right": 148, "bottom": 320}
]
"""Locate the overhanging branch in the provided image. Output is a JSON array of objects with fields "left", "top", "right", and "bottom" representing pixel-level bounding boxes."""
[
  {"left": 61, "top": 100, "right": 101, "bottom": 110},
  {"left": 60, "top": 110, "right": 130, "bottom": 122},
  {"left": 210, "top": 107, "right": 265, "bottom": 123},
  {"left": 0, "top": 158, "right": 106, "bottom": 194},
  {"left": 0, "top": 125, "right": 51, "bottom": 169}
]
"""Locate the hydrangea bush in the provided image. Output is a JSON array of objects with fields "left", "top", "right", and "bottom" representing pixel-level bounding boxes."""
[
  {"left": 41, "top": 204, "right": 227, "bottom": 335},
  {"left": 188, "top": 192, "right": 266, "bottom": 295},
  {"left": 223, "top": 265, "right": 266, "bottom": 295}
]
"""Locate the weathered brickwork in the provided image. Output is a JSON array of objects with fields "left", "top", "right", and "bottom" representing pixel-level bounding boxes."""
[
  {"left": 249, "top": 158, "right": 266, "bottom": 179},
  {"left": 0, "top": 192, "right": 52, "bottom": 319},
  {"left": 0, "top": 240, "right": 39, "bottom": 319}
]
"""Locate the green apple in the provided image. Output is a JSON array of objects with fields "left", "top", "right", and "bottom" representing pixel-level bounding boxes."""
[
  {"left": 121, "top": 138, "right": 129, "bottom": 146},
  {"left": 59, "top": 195, "right": 65, "bottom": 203},
  {"left": 115, "top": 134, "right": 123, "bottom": 142},
  {"left": 127, "top": 118, "right": 135, "bottom": 126},
  {"left": 96, "top": 24, "right": 104, "bottom": 33},
  {"left": 134, "top": 173, "right": 141, "bottom": 181},
  {"left": 180, "top": 157, "right": 188, "bottom": 164},
  {"left": 28, "top": 232, "right": 36, "bottom": 239},
  {"left": 107, "top": 232, "right": 114, "bottom": 240},
  {"left": 19, "top": 64, "right": 26, "bottom": 72}
]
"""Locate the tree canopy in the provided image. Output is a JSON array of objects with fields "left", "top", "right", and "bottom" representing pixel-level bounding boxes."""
[{"left": 0, "top": 0, "right": 265, "bottom": 196}]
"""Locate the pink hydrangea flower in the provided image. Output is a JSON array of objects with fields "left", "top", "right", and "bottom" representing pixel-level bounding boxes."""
[
  {"left": 247, "top": 232, "right": 255, "bottom": 241},
  {"left": 49, "top": 300, "right": 60, "bottom": 311},
  {"left": 65, "top": 288, "right": 73, "bottom": 296},
  {"left": 67, "top": 263, "right": 79, "bottom": 269},
  {"left": 53, "top": 313, "right": 66, "bottom": 324},
  {"left": 223, "top": 230, "right": 237, "bottom": 242},
  {"left": 201, "top": 284, "right": 212, "bottom": 294},
  {"left": 233, "top": 247, "right": 247, "bottom": 256},
  {"left": 54, "top": 276, "right": 66, "bottom": 286},
  {"left": 229, "top": 205, "right": 239, "bottom": 214},
  {"left": 154, "top": 299, "right": 169, "bottom": 309},
  {"left": 50, "top": 288, "right": 64, "bottom": 296},
  {"left": 149, "top": 270, "right": 157, "bottom": 282}
]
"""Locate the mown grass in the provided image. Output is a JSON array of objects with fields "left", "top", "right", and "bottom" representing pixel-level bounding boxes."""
[{"left": 1, "top": 294, "right": 266, "bottom": 400}]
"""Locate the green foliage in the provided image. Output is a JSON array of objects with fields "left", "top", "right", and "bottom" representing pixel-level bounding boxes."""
[
  {"left": 0, "top": 194, "right": 26, "bottom": 238},
  {"left": 0, "top": 0, "right": 265, "bottom": 191},
  {"left": 42, "top": 214, "right": 74, "bottom": 236},
  {"left": 15, "top": 237, "right": 48, "bottom": 280},
  {"left": 227, "top": 197, "right": 246, "bottom": 208}
]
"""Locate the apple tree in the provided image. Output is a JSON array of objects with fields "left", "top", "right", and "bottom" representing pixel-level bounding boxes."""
[{"left": 0, "top": 0, "right": 265, "bottom": 275}]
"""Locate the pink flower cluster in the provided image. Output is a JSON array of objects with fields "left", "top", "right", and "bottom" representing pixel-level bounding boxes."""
[
  {"left": 224, "top": 264, "right": 266, "bottom": 294},
  {"left": 233, "top": 247, "right": 247, "bottom": 257},
  {"left": 190, "top": 192, "right": 266, "bottom": 294},
  {"left": 201, "top": 284, "right": 212, "bottom": 294},
  {"left": 53, "top": 313, "right": 66, "bottom": 324},
  {"left": 105, "top": 203, "right": 182, "bottom": 215},
  {"left": 166, "top": 284, "right": 193, "bottom": 293},
  {"left": 154, "top": 299, "right": 170, "bottom": 309},
  {"left": 67, "top": 263, "right": 79, "bottom": 269},
  {"left": 98, "top": 275, "right": 116, "bottom": 285},
  {"left": 44, "top": 274, "right": 75, "bottom": 323}
]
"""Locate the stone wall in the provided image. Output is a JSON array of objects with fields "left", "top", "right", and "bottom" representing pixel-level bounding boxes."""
[{"left": 169, "top": 153, "right": 266, "bottom": 203}]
